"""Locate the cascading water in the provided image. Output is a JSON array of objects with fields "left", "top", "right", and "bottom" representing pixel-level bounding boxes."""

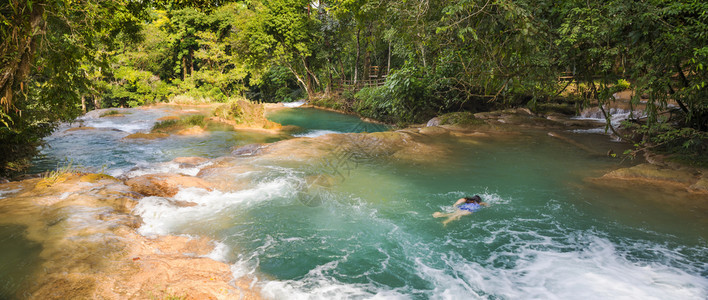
[
  {"left": 572, "top": 106, "right": 646, "bottom": 135},
  {"left": 2, "top": 106, "right": 706, "bottom": 299}
]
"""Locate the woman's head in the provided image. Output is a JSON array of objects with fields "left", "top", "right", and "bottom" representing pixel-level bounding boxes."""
[{"left": 464, "top": 195, "right": 482, "bottom": 203}]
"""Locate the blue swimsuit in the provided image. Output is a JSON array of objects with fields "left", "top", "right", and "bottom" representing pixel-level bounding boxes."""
[{"left": 459, "top": 202, "right": 482, "bottom": 212}]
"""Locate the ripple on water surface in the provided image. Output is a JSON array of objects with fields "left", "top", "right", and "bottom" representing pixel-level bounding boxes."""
[{"left": 21, "top": 106, "right": 708, "bottom": 299}]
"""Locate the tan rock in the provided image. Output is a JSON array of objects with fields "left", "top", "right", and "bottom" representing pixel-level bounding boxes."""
[
  {"left": 176, "top": 125, "right": 207, "bottom": 135},
  {"left": 689, "top": 175, "right": 708, "bottom": 193},
  {"left": 65, "top": 126, "right": 96, "bottom": 132},
  {"left": 123, "top": 132, "right": 170, "bottom": 140},
  {"left": 0, "top": 175, "right": 260, "bottom": 299},
  {"left": 157, "top": 115, "right": 180, "bottom": 121},
  {"left": 419, "top": 126, "right": 450, "bottom": 136},
  {"left": 125, "top": 174, "right": 213, "bottom": 197}
]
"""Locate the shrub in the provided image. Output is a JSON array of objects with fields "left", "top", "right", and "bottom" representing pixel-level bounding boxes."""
[
  {"left": 623, "top": 121, "right": 708, "bottom": 167},
  {"left": 213, "top": 99, "right": 280, "bottom": 129},
  {"left": 616, "top": 79, "right": 631, "bottom": 91}
]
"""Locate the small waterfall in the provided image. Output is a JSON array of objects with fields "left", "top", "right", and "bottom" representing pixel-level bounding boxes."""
[
  {"left": 574, "top": 105, "right": 647, "bottom": 128},
  {"left": 282, "top": 101, "right": 306, "bottom": 108}
]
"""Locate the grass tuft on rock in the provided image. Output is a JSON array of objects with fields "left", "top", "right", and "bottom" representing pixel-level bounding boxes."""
[
  {"left": 100, "top": 110, "right": 126, "bottom": 117},
  {"left": 152, "top": 115, "right": 206, "bottom": 133}
]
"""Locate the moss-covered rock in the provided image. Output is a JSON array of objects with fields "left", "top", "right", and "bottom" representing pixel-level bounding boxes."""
[
  {"left": 437, "top": 112, "right": 485, "bottom": 126},
  {"left": 151, "top": 115, "right": 206, "bottom": 135},
  {"left": 80, "top": 173, "right": 118, "bottom": 183},
  {"left": 35, "top": 173, "right": 74, "bottom": 189}
]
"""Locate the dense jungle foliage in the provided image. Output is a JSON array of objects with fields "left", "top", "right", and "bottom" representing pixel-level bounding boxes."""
[{"left": 1, "top": 0, "right": 707, "bottom": 175}]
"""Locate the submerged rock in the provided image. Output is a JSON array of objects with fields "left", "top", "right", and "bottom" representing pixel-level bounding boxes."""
[
  {"left": 603, "top": 163, "right": 697, "bottom": 185},
  {"left": 419, "top": 126, "right": 450, "bottom": 136},
  {"left": 232, "top": 143, "right": 266, "bottom": 156},
  {"left": 256, "top": 129, "right": 453, "bottom": 166},
  {"left": 125, "top": 173, "right": 213, "bottom": 197},
  {"left": 172, "top": 156, "right": 210, "bottom": 167},
  {"left": 599, "top": 163, "right": 707, "bottom": 194}
]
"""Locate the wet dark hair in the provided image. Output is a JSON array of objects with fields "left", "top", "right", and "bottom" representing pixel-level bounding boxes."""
[{"left": 464, "top": 195, "right": 482, "bottom": 203}]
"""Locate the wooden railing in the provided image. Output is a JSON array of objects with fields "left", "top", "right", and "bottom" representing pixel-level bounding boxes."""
[{"left": 334, "top": 78, "right": 387, "bottom": 89}]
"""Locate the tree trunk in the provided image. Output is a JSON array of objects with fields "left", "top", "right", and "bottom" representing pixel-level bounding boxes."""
[
  {"left": 354, "top": 29, "right": 360, "bottom": 85},
  {"left": 81, "top": 95, "right": 86, "bottom": 113},
  {"left": 387, "top": 41, "right": 391, "bottom": 75},
  {"left": 94, "top": 96, "right": 101, "bottom": 109},
  {"left": 419, "top": 44, "right": 426, "bottom": 68},
  {"left": 339, "top": 58, "right": 346, "bottom": 82},
  {"left": 287, "top": 64, "right": 312, "bottom": 100},
  {"left": 189, "top": 48, "right": 194, "bottom": 75},
  {"left": 182, "top": 55, "right": 188, "bottom": 80},
  {"left": 0, "top": 4, "right": 45, "bottom": 113},
  {"left": 326, "top": 57, "right": 333, "bottom": 96},
  {"left": 363, "top": 24, "right": 371, "bottom": 81}
]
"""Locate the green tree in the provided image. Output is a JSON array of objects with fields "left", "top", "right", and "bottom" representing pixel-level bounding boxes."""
[{"left": 0, "top": 0, "right": 145, "bottom": 176}]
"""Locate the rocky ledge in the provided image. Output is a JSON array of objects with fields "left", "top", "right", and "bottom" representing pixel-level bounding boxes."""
[{"left": 0, "top": 173, "right": 259, "bottom": 299}]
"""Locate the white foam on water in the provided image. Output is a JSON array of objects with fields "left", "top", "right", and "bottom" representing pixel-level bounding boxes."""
[
  {"left": 260, "top": 279, "right": 409, "bottom": 300},
  {"left": 283, "top": 101, "right": 306, "bottom": 108},
  {"left": 87, "top": 120, "right": 153, "bottom": 133},
  {"left": 204, "top": 240, "right": 232, "bottom": 262},
  {"left": 258, "top": 260, "right": 410, "bottom": 300},
  {"left": 0, "top": 188, "right": 20, "bottom": 199},
  {"left": 572, "top": 127, "right": 611, "bottom": 134},
  {"left": 121, "top": 161, "right": 212, "bottom": 178},
  {"left": 420, "top": 236, "right": 708, "bottom": 300},
  {"left": 572, "top": 107, "right": 647, "bottom": 138},
  {"left": 133, "top": 178, "right": 296, "bottom": 236},
  {"left": 239, "top": 191, "right": 707, "bottom": 299},
  {"left": 293, "top": 130, "right": 341, "bottom": 138}
]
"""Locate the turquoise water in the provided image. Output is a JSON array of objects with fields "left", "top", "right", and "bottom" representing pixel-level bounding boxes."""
[
  {"left": 10, "top": 107, "right": 708, "bottom": 298},
  {"left": 0, "top": 225, "right": 42, "bottom": 299},
  {"left": 267, "top": 108, "right": 389, "bottom": 137}
]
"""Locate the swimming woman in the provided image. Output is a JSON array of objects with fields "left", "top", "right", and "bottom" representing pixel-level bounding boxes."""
[{"left": 433, "top": 195, "right": 488, "bottom": 225}]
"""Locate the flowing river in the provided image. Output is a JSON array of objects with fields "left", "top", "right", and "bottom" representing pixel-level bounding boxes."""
[{"left": 1, "top": 105, "right": 706, "bottom": 299}]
